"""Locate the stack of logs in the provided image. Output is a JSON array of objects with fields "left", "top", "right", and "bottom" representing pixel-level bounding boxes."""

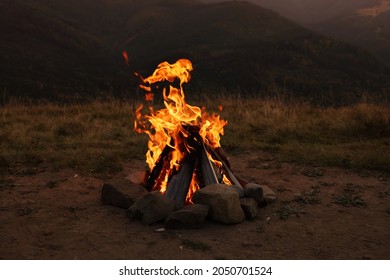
[
  {"left": 144, "top": 129, "right": 245, "bottom": 210},
  {"left": 101, "top": 146, "right": 276, "bottom": 228}
]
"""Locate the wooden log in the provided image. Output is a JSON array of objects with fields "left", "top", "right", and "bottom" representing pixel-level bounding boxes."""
[
  {"left": 165, "top": 154, "right": 197, "bottom": 209},
  {"left": 145, "top": 145, "right": 172, "bottom": 191},
  {"left": 208, "top": 147, "right": 243, "bottom": 189},
  {"left": 235, "top": 175, "right": 249, "bottom": 188},
  {"left": 215, "top": 147, "right": 231, "bottom": 169},
  {"left": 199, "top": 141, "right": 219, "bottom": 187}
]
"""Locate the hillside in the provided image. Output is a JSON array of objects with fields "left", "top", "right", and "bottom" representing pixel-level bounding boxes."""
[
  {"left": 310, "top": 0, "right": 390, "bottom": 66},
  {"left": 204, "top": 0, "right": 378, "bottom": 24},
  {"left": 0, "top": 0, "right": 133, "bottom": 99},
  {"left": 214, "top": 0, "right": 390, "bottom": 67},
  {"left": 1, "top": 0, "right": 389, "bottom": 103}
]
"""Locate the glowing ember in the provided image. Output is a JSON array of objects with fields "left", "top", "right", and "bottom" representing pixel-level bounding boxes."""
[
  {"left": 133, "top": 58, "right": 228, "bottom": 203},
  {"left": 122, "top": 51, "right": 129, "bottom": 67}
]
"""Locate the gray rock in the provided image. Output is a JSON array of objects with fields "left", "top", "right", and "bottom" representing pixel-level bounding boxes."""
[
  {"left": 164, "top": 204, "right": 210, "bottom": 229},
  {"left": 231, "top": 184, "right": 245, "bottom": 198},
  {"left": 240, "top": 198, "right": 258, "bottom": 219},
  {"left": 244, "top": 183, "right": 277, "bottom": 207},
  {"left": 244, "top": 183, "right": 264, "bottom": 205},
  {"left": 101, "top": 178, "right": 148, "bottom": 209},
  {"left": 127, "top": 191, "right": 175, "bottom": 225},
  {"left": 260, "top": 185, "right": 277, "bottom": 206},
  {"left": 192, "top": 184, "right": 245, "bottom": 224}
]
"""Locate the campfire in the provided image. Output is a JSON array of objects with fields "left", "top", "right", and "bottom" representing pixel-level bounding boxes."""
[
  {"left": 133, "top": 59, "right": 243, "bottom": 209},
  {"left": 101, "top": 57, "right": 276, "bottom": 227}
]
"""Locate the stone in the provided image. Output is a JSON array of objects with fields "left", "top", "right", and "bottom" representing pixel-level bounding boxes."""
[
  {"left": 260, "top": 184, "right": 277, "bottom": 206},
  {"left": 231, "top": 184, "right": 245, "bottom": 198},
  {"left": 127, "top": 191, "right": 175, "bottom": 225},
  {"left": 101, "top": 178, "right": 148, "bottom": 209},
  {"left": 244, "top": 183, "right": 276, "bottom": 207},
  {"left": 192, "top": 184, "right": 245, "bottom": 224},
  {"left": 240, "top": 198, "right": 258, "bottom": 219},
  {"left": 164, "top": 204, "right": 209, "bottom": 229},
  {"left": 244, "top": 183, "right": 264, "bottom": 205},
  {"left": 125, "top": 170, "right": 147, "bottom": 186}
]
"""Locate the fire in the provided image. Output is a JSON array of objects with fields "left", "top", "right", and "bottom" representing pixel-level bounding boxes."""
[
  {"left": 122, "top": 51, "right": 129, "bottom": 67},
  {"left": 134, "top": 58, "right": 228, "bottom": 202}
]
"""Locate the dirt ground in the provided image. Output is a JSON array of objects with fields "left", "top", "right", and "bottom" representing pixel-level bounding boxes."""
[{"left": 1, "top": 151, "right": 389, "bottom": 260}]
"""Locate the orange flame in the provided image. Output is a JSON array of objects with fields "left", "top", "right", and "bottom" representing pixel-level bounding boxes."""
[
  {"left": 122, "top": 51, "right": 129, "bottom": 67},
  {"left": 145, "top": 93, "right": 154, "bottom": 102},
  {"left": 134, "top": 59, "right": 227, "bottom": 198}
]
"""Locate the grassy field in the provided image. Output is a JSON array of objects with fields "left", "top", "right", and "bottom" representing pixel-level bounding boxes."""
[{"left": 1, "top": 96, "right": 389, "bottom": 176}]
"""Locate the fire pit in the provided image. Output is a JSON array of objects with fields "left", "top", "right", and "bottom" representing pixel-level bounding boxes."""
[{"left": 101, "top": 58, "right": 276, "bottom": 228}]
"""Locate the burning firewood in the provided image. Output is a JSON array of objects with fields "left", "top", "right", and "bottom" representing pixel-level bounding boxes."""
[
  {"left": 100, "top": 57, "right": 277, "bottom": 228},
  {"left": 132, "top": 58, "right": 248, "bottom": 208},
  {"left": 144, "top": 144, "right": 172, "bottom": 192},
  {"left": 198, "top": 140, "right": 219, "bottom": 187},
  {"left": 165, "top": 154, "right": 197, "bottom": 209},
  {"left": 207, "top": 147, "right": 243, "bottom": 188}
]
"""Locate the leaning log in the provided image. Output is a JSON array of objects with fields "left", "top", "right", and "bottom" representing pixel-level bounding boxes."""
[
  {"left": 164, "top": 154, "right": 197, "bottom": 209},
  {"left": 215, "top": 147, "right": 231, "bottom": 169},
  {"left": 145, "top": 145, "right": 172, "bottom": 191},
  {"left": 208, "top": 147, "right": 243, "bottom": 189},
  {"left": 199, "top": 140, "right": 219, "bottom": 187}
]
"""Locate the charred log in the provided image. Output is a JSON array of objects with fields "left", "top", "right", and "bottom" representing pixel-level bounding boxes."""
[{"left": 145, "top": 145, "right": 172, "bottom": 191}]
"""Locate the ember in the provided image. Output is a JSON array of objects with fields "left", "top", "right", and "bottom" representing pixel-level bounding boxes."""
[{"left": 133, "top": 59, "right": 241, "bottom": 208}]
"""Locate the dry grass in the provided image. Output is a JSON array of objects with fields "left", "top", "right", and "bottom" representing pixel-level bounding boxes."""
[
  {"left": 216, "top": 97, "right": 390, "bottom": 171},
  {"left": 0, "top": 100, "right": 147, "bottom": 175},
  {"left": 1, "top": 96, "right": 389, "bottom": 175}
]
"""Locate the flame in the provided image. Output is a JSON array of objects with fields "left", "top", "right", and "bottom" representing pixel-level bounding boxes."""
[
  {"left": 186, "top": 172, "right": 200, "bottom": 204},
  {"left": 145, "top": 93, "right": 154, "bottom": 102},
  {"left": 134, "top": 58, "right": 228, "bottom": 199},
  {"left": 222, "top": 174, "right": 233, "bottom": 186},
  {"left": 122, "top": 51, "right": 129, "bottom": 67}
]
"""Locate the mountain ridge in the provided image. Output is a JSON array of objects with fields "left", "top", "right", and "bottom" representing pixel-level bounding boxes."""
[
  {"left": 1, "top": 0, "right": 389, "bottom": 103},
  {"left": 309, "top": 0, "right": 390, "bottom": 66},
  {"left": 210, "top": 1, "right": 390, "bottom": 66}
]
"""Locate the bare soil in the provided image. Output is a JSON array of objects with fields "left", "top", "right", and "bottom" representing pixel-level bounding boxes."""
[{"left": 1, "top": 151, "right": 389, "bottom": 260}]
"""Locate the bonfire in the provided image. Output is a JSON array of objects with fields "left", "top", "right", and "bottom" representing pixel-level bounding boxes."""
[
  {"left": 133, "top": 59, "right": 243, "bottom": 209},
  {"left": 101, "top": 57, "right": 276, "bottom": 226}
]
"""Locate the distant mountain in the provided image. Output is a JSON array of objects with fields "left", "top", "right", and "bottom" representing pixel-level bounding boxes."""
[
  {"left": 309, "top": 0, "right": 390, "bottom": 66},
  {"left": 1, "top": 0, "right": 389, "bottom": 103},
  {"left": 0, "top": 0, "right": 136, "bottom": 99},
  {"left": 206, "top": 1, "right": 390, "bottom": 66},
  {"left": 204, "top": 0, "right": 378, "bottom": 24}
]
